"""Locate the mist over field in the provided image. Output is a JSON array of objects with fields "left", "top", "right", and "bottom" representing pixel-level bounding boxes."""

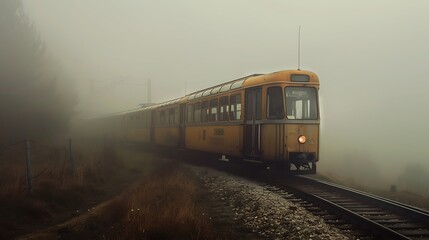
[{"left": 6, "top": 1, "right": 429, "bottom": 194}]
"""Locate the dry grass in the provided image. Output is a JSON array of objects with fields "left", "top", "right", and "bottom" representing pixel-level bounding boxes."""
[
  {"left": 0, "top": 140, "right": 127, "bottom": 239},
  {"left": 56, "top": 162, "right": 214, "bottom": 240},
  {"left": 1, "top": 142, "right": 243, "bottom": 239},
  {"left": 0, "top": 141, "right": 223, "bottom": 240}
]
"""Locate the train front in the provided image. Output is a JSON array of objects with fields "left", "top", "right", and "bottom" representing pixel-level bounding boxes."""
[{"left": 257, "top": 70, "right": 320, "bottom": 173}]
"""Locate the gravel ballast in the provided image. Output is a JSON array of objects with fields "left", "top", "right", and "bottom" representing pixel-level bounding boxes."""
[{"left": 190, "top": 165, "right": 348, "bottom": 240}]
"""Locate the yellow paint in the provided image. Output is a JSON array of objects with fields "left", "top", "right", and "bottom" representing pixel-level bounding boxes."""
[
  {"left": 260, "top": 124, "right": 282, "bottom": 161},
  {"left": 186, "top": 125, "right": 242, "bottom": 156},
  {"left": 243, "top": 70, "right": 319, "bottom": 88},
  {"left": 285, "top": 124, "right": 319, "bottom": 160}
]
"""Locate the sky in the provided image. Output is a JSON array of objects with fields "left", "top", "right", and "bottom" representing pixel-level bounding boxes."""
[{"left": 22, "top": 0, "right": 429, "bottom": 192}]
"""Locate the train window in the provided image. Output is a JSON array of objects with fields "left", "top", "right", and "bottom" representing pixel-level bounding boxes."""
[
  {"left": 201, "top": 101, "right": 209, "bottom": 122},
  {"left": 255, "top": 89, "right": 262, "bottom": 120},
  {"left": 230, "top": 94, "right": 242, "bottom": 120},
  {"left": 285, "top": 87, "right": 318, "bottom": 120},
  {"left": 160, "top": 110, "right": 166, "bottom": 125},
  {"left": 267, "top": 87, "right": 284, "bottom": 119},
  {"left": 147, "top": 112, "right": 150, "bottom": 127},
  {"left": 129, "top": 115, "right": 133, "bottom": 129},
  {"left": 135, "top": 114, "right": 139, "bottom": 128},
  {"left": 194, "top": 102, "right": 201, "bottom": 122},
  {"left": 245, "top": 91, "right": 253, "bottom": 120},
  {"left": 141, "top": 112, "right": 144, "bottom": 128},
  {"left": 174, "top": 107, "right": 180, "bottom": 124},
  {"left": 187, "top": 104, "right": 194, "bottom": 123},
  {"left": 210, "top": 98, "right": 218, "bottom": 121},
  {"left": 142, "top": 112, "right": 146, "bottom": 128},
  {"left": 231, "top": 79, "right": 245, "bottom": 90},
  {"left": 211, "top": 86, "right": 221, "bottom": 95},
  {"left": 219, "top": 96, "right": 229, "bottom": 121},
  {"left": 195, "top": 92, "right": 203, "bottom": 99},
  {"left": 220, "top": 83, "right": 232, "bottom": 93},
  {"left": 203, "top": 90, "right": 211, "bottom": 97},
  {"left": 246, "top": 89, "right": 261, "bottom": 120},
  {"left": 169, "top": 108, "right": 175, "bottom": 124},
  {"left": 188, "top": 94, "right": 196, "bottom": 100},
  {"left": 146, "top": 111, "right": 151, "bottom": 128}
]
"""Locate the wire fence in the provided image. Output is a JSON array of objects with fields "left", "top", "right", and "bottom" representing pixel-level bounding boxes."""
[{"left": 0, "top": 138, "right": 76, "bottom": 195}]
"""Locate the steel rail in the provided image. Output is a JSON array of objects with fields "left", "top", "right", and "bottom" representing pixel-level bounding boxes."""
[
  {"left": 287, "top": 181, "right": 411, "bottom": 239},
  {"left": 298, "top": 175, "right": 429, "bottom": 220},
  {"left": 279, "top": 175, "right": 429, "bottom": 240}
]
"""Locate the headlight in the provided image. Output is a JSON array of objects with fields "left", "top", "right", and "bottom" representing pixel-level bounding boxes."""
[{"left": 298, "top": 135, "right": 306, "bottom": 144}]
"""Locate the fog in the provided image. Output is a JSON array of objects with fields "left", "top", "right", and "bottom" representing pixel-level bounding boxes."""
[{"left": 22, "top": 1, "right": 429, "bottom": 194}]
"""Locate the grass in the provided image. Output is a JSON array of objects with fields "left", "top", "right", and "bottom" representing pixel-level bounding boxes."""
[
  {"left": 1, "top": 140, "right": 256, "bottom": 239},
  {"left": 24, "top": 159, "right": 218, "bottom": 240},
  {"left": 77, "top": 163, "right": 212, "bottom": 239},
  {"left": 0, "top": 140, "right": 135, "bottom": 239}
]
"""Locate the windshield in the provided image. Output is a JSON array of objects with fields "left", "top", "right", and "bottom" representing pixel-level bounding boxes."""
[{"left": 285, "top": 87, "right": 318, "bottom": 120}]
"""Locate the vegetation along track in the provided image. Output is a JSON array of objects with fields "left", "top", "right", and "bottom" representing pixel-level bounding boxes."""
[{"left": 261, "top": 175, "right": 429, "bottom": 239}]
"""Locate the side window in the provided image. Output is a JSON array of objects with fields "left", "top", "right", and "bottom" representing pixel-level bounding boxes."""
[
  {"left": 267, "top": 87, "right": 284, "bottom": 119},
  {"left": 255, "top": 89, "right": 262, "bottom": 120},
  {"left": 201, "top": 100, "right": 209, "bottom": 122},
  {"left": 230, "top": 94, "right": 242, "bottom": 120},
  {"left": 136, "top": 114, "right": 140, "bottom": 128},
  {"left": 187, "top": 104, "right": 194, "bottom": 123},
  {"left": 174, "top": 107, "right": 180, "bottom": 124},
  {"left": 210, "top": 98, "right": 218, "bottom": 121},
  {"left": 219, "top": 96, "right": 229, "bottom": 121},
  {"left": 147, "top": 111, "right": 151, "bottom": 127},
  {"left": 168, "top": 108, "right": 175, "bottom": 125},
  {"left": 194, "top": 102, "right": 201, "bottom": 122},
  {"left": 245, "top": 91, "right": 253, "bottom": 120},
  {"left": 160, "top": 110, "right": 166, "bottom": 125},
  {"left": 129, "top": 115, "right": 133, "bottom": 129},
  {"left": 136, "top": 114, "right": 139, "bottom": 128}
]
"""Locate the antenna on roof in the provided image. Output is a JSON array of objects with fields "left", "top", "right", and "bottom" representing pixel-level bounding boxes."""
[{"left": 297, "top": 25, "right": 301, "bottom": 70}]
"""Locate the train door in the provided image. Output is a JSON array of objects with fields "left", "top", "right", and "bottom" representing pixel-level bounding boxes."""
[
  {"left": 179, "top": 103, "right": 186, "bottom": 148},
  {"left": 243, "top": 87, "right": 262, "bottom": 158}
]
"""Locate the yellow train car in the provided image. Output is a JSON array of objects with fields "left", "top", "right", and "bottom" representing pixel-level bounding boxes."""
[
  {"left": 181, "top": 70, "right": 319, "bottom": 172},
  {"left": 95, "top": 69, "right": 320, "bottom": 173}
]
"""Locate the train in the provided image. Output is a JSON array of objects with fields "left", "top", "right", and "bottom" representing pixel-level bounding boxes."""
[{"left": 84, "top": 69, "right": 320, "bottom": 173}]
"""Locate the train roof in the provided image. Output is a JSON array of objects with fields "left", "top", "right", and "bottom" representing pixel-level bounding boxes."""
[
  {"left": 243, "top": 69, "right": 319, "bottom": 87},
  {"left": 184, "top": 69, "right": 318, "bottom": 101},
  {"left": 95, "top": 69, "right": 319, "bottom": 117},
  {"left": 139, "top": 69, "right": 318, "bottom": 111}
]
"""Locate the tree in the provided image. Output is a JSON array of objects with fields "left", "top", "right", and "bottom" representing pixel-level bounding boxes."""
[{"left": 0, "top": 0, "right": 76, "bottom": 142}]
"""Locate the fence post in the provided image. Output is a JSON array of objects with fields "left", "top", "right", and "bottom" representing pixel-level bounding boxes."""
[
  {"left": 69, "top": 138, "right": 75, "bottom": 175},
  {"left": 25, "top": 139, "right": 33, "bottom": 194}
]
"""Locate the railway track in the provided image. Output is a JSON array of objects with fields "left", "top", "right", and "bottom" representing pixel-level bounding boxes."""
[
  {"left": 183, "top": 156, "right": 429, "bottom": 239},
  {"left": 262, "top": 175, "right": 429, "bottom": 240}
]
